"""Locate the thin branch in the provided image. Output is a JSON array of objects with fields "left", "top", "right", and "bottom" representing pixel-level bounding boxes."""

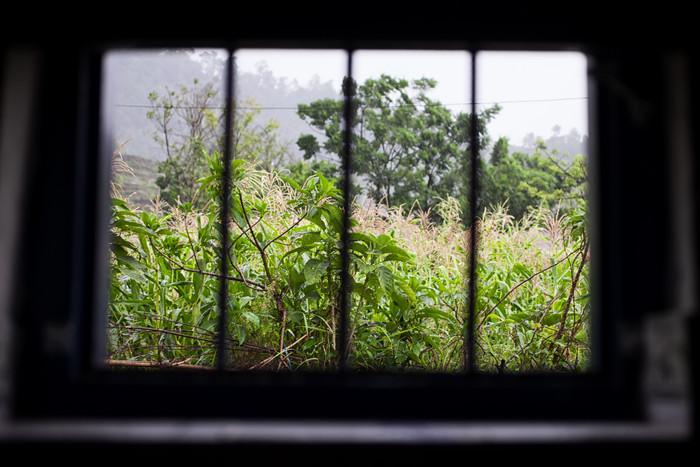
[
  {"left": 109, "top": 324, "right": 295, "bottom": 358},
  {"left": 550, "top": 240, "right": 589, "bottom": 360},
  {"left": 149, "top": 239, "right": 267, "bottom": 291},
  {"left": 184, "top": 219, "right": 200, "bottom": 266},
  {"left": 110, "top": 325, "right": 218, "bottom": 345},
  {"left": 105, "top": 359, "right": 218, "bottom": 371},
  {"left": 479, "top": 246, "right": 581, "bottom": 329},
  {"left": 539, "top": 145, "right": 584, "bottom": 184},
  {"left": 248, "top": 330, "right": 312, "bottom": 371},
  {"left": 262, "top": 212, "right": 308, "bottom": 252},
  {"left": 237, "top": 190, "right": 273, "bottom": 282}
]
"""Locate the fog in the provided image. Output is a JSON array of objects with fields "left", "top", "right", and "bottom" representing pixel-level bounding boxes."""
[
  {"left": 234, "top": 48, "right": 589, "bottom": 151},
  {"left": 105, "top": 48, "right": 588, "bottom": 161}
]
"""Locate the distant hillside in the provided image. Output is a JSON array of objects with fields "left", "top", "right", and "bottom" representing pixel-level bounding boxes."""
[
  {"left": 105, "top": 50, "right": 338, "bottom": 162},
  {"left": 509, "top": 127, "right": 588, "bottom": 161},
  {"left": 114, "top": 154, "right": 159, "bottom": 211}
]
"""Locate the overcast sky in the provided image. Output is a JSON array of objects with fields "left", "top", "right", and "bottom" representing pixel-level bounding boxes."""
[{"left": 233, "top": 48, "right": 589, "bottom": 147}]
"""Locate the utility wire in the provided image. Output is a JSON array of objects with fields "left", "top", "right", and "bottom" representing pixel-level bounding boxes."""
[{"left": 114, "top": 96, "right": 588, "bottom": 111}]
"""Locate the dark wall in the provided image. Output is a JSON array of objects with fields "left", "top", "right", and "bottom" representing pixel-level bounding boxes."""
[{"left": 2, "top": 1, "right": 698, "bottom": 454}]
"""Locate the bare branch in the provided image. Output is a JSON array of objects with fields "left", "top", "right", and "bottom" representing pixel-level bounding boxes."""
[{"left": 149, "top": 238, "right": 267, "bottom": 291}]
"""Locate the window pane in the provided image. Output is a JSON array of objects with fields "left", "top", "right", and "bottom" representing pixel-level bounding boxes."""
[
  {"left": 100, "top": 47, "right": 592, "bottom": 375},
  {"left": 348, "top": 50, "right": 472, "bottom": 372},
  {"left": 474, "top": 51, "right": 591, "bottom": 373},
  {"left": 228, "top": 49, "right": 348, "bottom": 370},
  {"left": 103, "top": 49, "right": 228, "bottom": 369}
]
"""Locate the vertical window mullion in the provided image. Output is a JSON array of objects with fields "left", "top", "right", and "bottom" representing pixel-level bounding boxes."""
[
  {"left": 338, "top": 49, "right": 354, "bottom": 372},
  {"left": 466, "top": 50, "right": 479, "bottom": 374},
  {"left": 217, "top": 48, "right": 236, "bottom": 371}
]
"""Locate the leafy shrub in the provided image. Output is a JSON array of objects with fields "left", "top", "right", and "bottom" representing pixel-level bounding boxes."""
[{"left": 108, "top": 155, "right": 589, "bottom": 373}]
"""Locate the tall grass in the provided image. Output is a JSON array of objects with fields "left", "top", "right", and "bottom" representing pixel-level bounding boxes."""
[{"left": 108, "top": 161, "right": 590, "bottom": 373}]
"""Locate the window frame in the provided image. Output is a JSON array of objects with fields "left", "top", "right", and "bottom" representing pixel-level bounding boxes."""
[{"left": 8, "top": 38, "right": 655, "bottom": 424}]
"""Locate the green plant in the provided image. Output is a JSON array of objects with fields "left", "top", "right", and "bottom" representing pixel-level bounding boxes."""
[
  {"left": 297, "top": 74, "right": 500, "bottom": 220},
  {"left": 474, "top": 202, "right": 590, "bottom": 372},
  {"left": 108, "top": 150, "right": 590, "bottom": 373}
]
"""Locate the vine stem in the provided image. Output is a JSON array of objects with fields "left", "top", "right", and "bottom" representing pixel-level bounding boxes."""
[
  {"left": 105, "top": 359, "right": 217, "bottom": 371},
  {"left": 149, "top": 238, "right": 267, "bottom": 292},
  {"left": 248, "top": 331, "right": 312, "bottom": 371},
  {"left": 549, "top": 238, "right": 589, "bottom": 361},
  {"left": 108, "top": 325, "right": 302, "bottom": 361},
  {"left": 479, "top": 246, "right": 581, "bottom": 330},
  {"left": 233, "top": 190, "right": 293, "bottom": 369}
]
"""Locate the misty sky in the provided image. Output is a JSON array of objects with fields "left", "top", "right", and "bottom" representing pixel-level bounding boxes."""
[
  {"left": 103, "top": 47, "right": 588, "bottom": 160},
  {"left": 233, "top": 48, "right": 589, "bottom": 148}
]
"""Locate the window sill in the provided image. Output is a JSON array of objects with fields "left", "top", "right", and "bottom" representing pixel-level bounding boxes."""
[{"left": 0, "top": 398, "right": 691, "bottom": 447}]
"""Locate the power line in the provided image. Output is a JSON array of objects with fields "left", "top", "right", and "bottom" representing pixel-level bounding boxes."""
[{"left": 114, "top": 96, "right": 588, "bottom": 112}]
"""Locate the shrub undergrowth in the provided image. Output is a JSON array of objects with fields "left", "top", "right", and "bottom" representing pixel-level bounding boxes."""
[{"left": 108, "top": 156, "right": 590, "bottom": 373}]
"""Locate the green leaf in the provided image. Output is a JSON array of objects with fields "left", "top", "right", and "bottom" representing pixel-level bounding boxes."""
[
  {"left": 283, "top": 244, "right": 315, "bottom": 259},
  {"left": 304, "top": 258, "right": 329, "bottom": 284},
  {"left": 116, "top": 254, "right": 147, "bottom": 270},
  {"left": 307, "top": 212, "right": 326, "bottom": 230},
  {"left": 111, "top": 197, "right": 129, "bottom": 208},
  {"left": 163, "top": 281, "right": 194, "bottom": 288},
  {"left": 236, "top": 325, "right": 247, "bottom": 344},
  {"left": 380, "top": 244, "right": 412, "bottom": 259},
  {"left": 391, "top": 289, "right": 409, "bottom": 312},
  {"left": 279, "top": 175, "right": 301, "bottom": 191},
  {"left": 512, "top": 262, "right": 532, "bottom": 278},
  {"left": 486, "top": 313, "right": 501, "bottom": 323},
  {"left": 349, "top": 232, "right": 376, "bottom": 246},
  {"left": 111, "top": 299, "right": 153, "bottom": 306},
  {"left": 349, "top": 240, "right": 369, "bottom": 255},
  {"left": 322, "top": 204, "right": 344, "bottom": 234},
  {"left": 376, "top": 234, "right": 393, "bottom": 247},
  {"left": 418, "top": 307, "right": 454, "bottom": 322},
  {"left": 376, "top": 265, "right": 394, "bottom": 294},
  {"left": 125, "top": 222, "right": 159, "bottom": 237},
  {"left": 318, "top": 173, "right": 329, "bottom": 192},
  {"left": 510, "top": 312, "right": 531, "bottom": 322},
  {"left": 300, "top": 231, "right": 323, "bottom": 246},
  {"left": 383, "top": 253, "right": 411, "bottom": 263},
  {"left": 240, "top": 310, "right": 261, "bottom": 327},
  {"left": 542, "top": 313, "right": 562, "bottom": 326},
  {"left": 120, "top": 268, "right": 147, "bottom": 284},
  {"left": 396, "top": 279, "right": 416, "bottom": 303}
]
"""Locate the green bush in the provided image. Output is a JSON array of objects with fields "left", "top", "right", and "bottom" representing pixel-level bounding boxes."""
[{"left": 108, "top": 155, "right": 590, "bottom": 373}]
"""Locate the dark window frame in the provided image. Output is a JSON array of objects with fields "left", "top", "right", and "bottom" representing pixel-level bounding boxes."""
[{"left": 9, "top": 33, "right": 679, "bottom": 425}]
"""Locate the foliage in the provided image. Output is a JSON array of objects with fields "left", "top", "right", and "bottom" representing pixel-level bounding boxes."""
[
  {"left": 474, "top": 202, "right": 590, "bottom": 372},
  {"left": 296, "top": 75, "right": 500, "bottom": 221},
  {"left": 281, "top": 158, "right": 338, "bottom": 190},
  {"left": 108, "top": 74, "right": 590, "bottom": 374},
  {"left": 147, "top": 80, "right": 292, "bottom": 208},
  {"left": 108, "top": 154, "right": 590, "bottom": 373},
  {"left": 147, "top": 79, "right": 220, "bottom": 207},
  {"left": 481, "top": 137, "right": 588, "bottom": 220}
]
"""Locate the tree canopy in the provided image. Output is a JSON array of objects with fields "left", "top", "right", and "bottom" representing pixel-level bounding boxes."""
[
  {"left": 147, "top": 79, "right": 292, "bottom": 207},
  {"left": 297, "top": 75, "right": 500, "bottom": 220},
  {"left": 482, "top": 137, "right": 588, "bottom": 220}
]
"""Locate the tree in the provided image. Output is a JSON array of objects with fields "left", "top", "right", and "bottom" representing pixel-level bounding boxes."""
[
  {"left": 490, "top": 136, "right": 509, "bottom": 166},
  {"left": 229, "top": 97, "right": 293, "bottom": 171},
  {"left": 481, "top": 137, "right": 588, "bottom": 219},
  {"left": 296, "top": 75, "right": 499, "bottom": 220},
  {"left": 148, "top": 79, "right": 222, "bottom": 207},
  {"left": 147, "top": 80, "right": 292, "bottom": 207}
]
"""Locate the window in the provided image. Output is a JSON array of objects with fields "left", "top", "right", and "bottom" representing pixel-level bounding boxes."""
[
  {"left": 4, "top": 29, "right": 692, "bottom": 442},
  {"left": 102, "top": 47, "right": 594, "bottom": 378},
  {"left": 42, "top": 43, "right": 618, "bottom": 421}
]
